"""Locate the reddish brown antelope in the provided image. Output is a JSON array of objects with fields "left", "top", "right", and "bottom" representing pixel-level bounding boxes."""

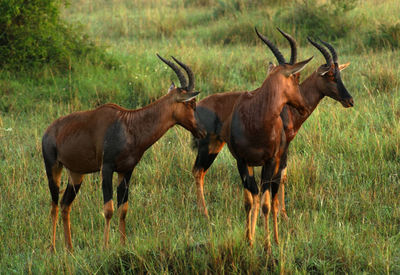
[
  {"left": 191, "top": 31, "right": 353, "bottom": 249},
  {"left": 275, "top": 36, "right": 353, "bottom": 218},
  {"left": 219, "top": 28, "right": 313, "bottom": 251},
  {"left": 192, "top": 28, "right": 307, "bottom": 219},
  {"left": 42, "top": 55, "right": 205, "bottom": 251}
]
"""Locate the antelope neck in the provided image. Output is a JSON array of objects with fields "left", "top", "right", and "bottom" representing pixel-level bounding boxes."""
[
  {"left": 298, "top": 73, "right": 325, "bottom": 118},
  {"left": 117, "top": 95, "right": 176, "bottom": 149},
  {"left": 257, "top": 77, "right": 288, "bottom": 122}
]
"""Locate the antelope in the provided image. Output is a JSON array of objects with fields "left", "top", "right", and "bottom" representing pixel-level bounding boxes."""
[
  {"left": 275, "top": 36, "right": 354, "bottom": 219},
  {"left": 42, "top": 54, "right": 205, "bottom": 251},
  {"left": 217, "top": 28, "right": 313, "bottom": 252},
  {"left": 192, "top": 28, "right": 307, "bottom": 219},
  {"left": 191, "top": 30, "right": 353, "bottom": 249}
]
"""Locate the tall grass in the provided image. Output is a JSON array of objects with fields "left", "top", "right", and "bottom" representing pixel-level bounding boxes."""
[{"left": 1, "top": 0, "right": 399, "bottom": 273}]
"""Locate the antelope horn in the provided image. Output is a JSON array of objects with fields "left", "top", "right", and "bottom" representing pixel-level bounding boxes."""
[
  {"left": 171, "top": 56, "right": 195, "bottom": 91},
  {"left": 319, "top": 39, "right": 338, "bottom": 63},
  {"left": 307, "top": 37, "right": 332, "bottom": 66},
  {"left": 255, "top": 27, "right": 286, "bottom": 65},
  {"left": 156, "top": 54, "right": 188, "bottom": 88},
  {"left": 277, "top": 28, "right": 297, "bottom": 64}
]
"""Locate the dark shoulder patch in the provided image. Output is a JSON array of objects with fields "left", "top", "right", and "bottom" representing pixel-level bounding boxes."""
[
  {"left": 195, "top": 106, "right": 222, "bottom": 135},
  {"left": 103, "top": 120, "right": 126, "bottom": 168}
]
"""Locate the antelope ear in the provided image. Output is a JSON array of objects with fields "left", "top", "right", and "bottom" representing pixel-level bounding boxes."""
[
  {"left": 317, "top": 65, "right": 330, "bottom": 76},
  {"left": 267, "top": 62, "right": 276, "bottom": 74},
  {"left": 339, "top": 62, "right": 350, "bottom": 71},
  {"left": 176, "top": 91, "right": 200, "bottom": 102},
  {"left": 283, "top": 56, "right": 313, "bottom": 77},
  {"left": 168, "top": 82, "right": 175, "bottom": 93}
]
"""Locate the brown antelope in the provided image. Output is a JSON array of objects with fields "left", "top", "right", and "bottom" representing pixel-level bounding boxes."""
[
  {"left": 219, "top": 28, "right": 313, "bottom": 251},
  {"left": 192, "top": 28, "right": 307, "bottom": 219},
  {"left": 191, "top": 30, "right": 353, "bottom": 249},
  {"left": 276, "top": 36, "right": 353, "bottom": 218},
  {"left": 42, "top": 54, "right": 205, "bottom": 251}
]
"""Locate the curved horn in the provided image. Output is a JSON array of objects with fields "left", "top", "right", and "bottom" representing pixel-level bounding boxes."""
[
  {"left": 156, "top": 53, "right": 187, "bottom": 88},
  {"left": 307, "top": 37, "right": 332, "bottom": 66},
  {"left": 171, "top": 56, "right": 195, "bottom": 91},
  {"left": 277, "top": 28, "right": 297, "bottom": 64},
  {"left": 255, "top": 27, "right": 286, "bottom": 65},
  {"left": 319, "top": 39, "right": 338, "bottom": 63}
]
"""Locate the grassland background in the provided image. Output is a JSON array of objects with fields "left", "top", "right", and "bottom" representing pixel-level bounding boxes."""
[{"left": 1, "top": 0, "right": 399, "bottom": 273}]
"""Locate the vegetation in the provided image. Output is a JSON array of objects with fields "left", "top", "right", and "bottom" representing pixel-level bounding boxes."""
[
  {"left": 1, "top": 0, "right": 399, "bottom": 273},
  {"left": 0, "top": 0, "right": 110, "bottom": 71}
]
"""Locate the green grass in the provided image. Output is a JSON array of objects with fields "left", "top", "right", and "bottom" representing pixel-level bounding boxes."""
[{"left": 1, "top": 0, "right": 400, "bottom": 273}]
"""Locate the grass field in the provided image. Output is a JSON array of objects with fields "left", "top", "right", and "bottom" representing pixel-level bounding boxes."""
[{"left": 1, "top": 0, "right": 399, "bottom": 273}]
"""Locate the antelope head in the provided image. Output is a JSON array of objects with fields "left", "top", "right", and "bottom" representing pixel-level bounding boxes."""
[
  {"left": 255, "top": 27, "right": 313, "bottom": 115},
  {"left": 307, "top": 38, "right": 354, "bottom": 108},
  {"left": 157, "top": 54, "right": 206, "bottom": 138}
]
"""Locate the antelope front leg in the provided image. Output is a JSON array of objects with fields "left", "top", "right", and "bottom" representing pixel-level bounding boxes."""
[
  {"left": 261, "top": 189, "right": 272, "bottom": 253},
  {"left": 270, "top": 175, "right": 282, "bottom": 245},
  {"left": 279, "top": 167, "right": 289, "bottom": 221},
  {"left": 243, "top": 189, "right": 254, "bottom": 244},
  {"left": 245, "top": 166, "right": 260, "bottom": 243},
  {"left": 117, "top": 171, "right": 132, "bottom": 245},
  {"left": 238, "top": 161, "right": 259, "bottom": 246},
  {"left": 118, "top": 202, "right": 128, "bottom": 244},
  {"left": 102, "top": 166, "right": 114, "bottom": 249},
  {"left": 193, "top": 168, "right": 209, "bottom": 219},
  {"left": 103, "top": 200, "right": 114, "bottom": 248},
  {"left": 272, "top": 191, "right": 280, "bottom": 245},
  {"left": 250, "top": 193, "right": 260, "bottom": 242}
]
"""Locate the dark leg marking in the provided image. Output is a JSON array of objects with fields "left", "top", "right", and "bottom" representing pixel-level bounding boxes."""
[
  {"left": 60, "top": 183, "right": 82, "bottom": 207},
  {"left": 42, "top": 133, "right": 62, "bottom": 205},
  {"left": 117, "top": 170, "right": 133, "bottom": 208},
  {"left": 102, "top": 165, "right": 114, "bottom": 204},
  {"left": 237, "top": 158, "right": 258, "bottom": 195}
]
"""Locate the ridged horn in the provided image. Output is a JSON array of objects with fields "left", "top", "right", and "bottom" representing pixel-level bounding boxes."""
[
  {"left": 255, "top": 27, "right": 286, "bottom": 65},
  {"left": 277, "top": 28, "right": 297, "bottom": 64},
  {"left": 319, "top": 39, "right": 338, "bottom": 63},
  {"left": 171, "top": 56, "right": 195, "bottom": 91},
  {"left": 156, "top": 54, "right": 187, "bottom": 88},
  {"left": 307, "top": 37, "right": 332, "bottom": 66}
]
